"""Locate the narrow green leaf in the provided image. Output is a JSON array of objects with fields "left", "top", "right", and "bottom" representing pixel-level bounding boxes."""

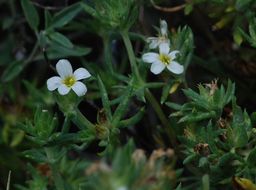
[
  {"left": 183, "top": 89, "right": 209, "bottom": 110},
  {"left": 112, "top": 86, "right": 133, "bottom": 126},
  {"left": 238, "top": 27, "right": 256, "bottom": 47},
  {"left": 183, "top": 154, "right": 197, "bottom": 164},
  {"left": 23, "top": 149, "right": 48, "bottom": 163},
  {"left": 161, "top": 82, "right": 172, "bottom": 104},
  {"left": 21, "top": 0, "right": 39, "bottom": 30},
  {"left": 247, "top": 147, "right": 256, "bottom": 167},
  {"left": 44, "top": 10, "right": 52, "bottom": 29},
  {"left": 233, "top": 28, "right": 243, "bottom": 45},
  {"left": 235, "top": 0, "right": 253, "bottom": 10},
  {"left": 10, "top": 130, "right": 25, "bottom": 147},
  {"left": 47, "top": 41, "right": 91, "bottom": 58},
  {"left": 218, "top": 153, "right": 236, "bottom": 167},
  {"left": 205, "top": 123, "right": 219, "bottom": 154},
  {"left": 119, "top": 107, "right": 145, "bottom": 128},
  {"left": 249, "top": 18, "right": 256, "bottom": 40},
  {"left": 49, "top": 32, "right": 74, "bottom": 48},
  {"left": 23, "top": 80, "right": 44, "bottom": 101},
  {"left": 1, "top": 61, "right": 24, "bottom": 82},
  {"left": 47, "top": 133, "right": 78, "bottom": 146},
  {"left": 50, "top": 3, "right": 82, "bottom": 28},
  {"left": 80, "top": 2, "right": 97, "bottom": 17},
  {"left": 97, "top": 75, "right": 112, "bottom": 121},
  {"left": 165, "top": 102, "right": 182, "bottom": 110},
  {"left": 178, "top": 111, "right": 216, "bottom": 123},
  {"left": 250, "top": 112, "right": 256, "bottom": 126},
  {"left": 184, "top": 4, "right": 193, "bottom": 15},
  {"left": 230, "top": 99, "right": 248, "bottom": 148},
  {"left": 232, "top": 123, "right": 248, "bottom": 148},
  {"left": 223, "top": 80, "right": 235, "bottom": 105}
]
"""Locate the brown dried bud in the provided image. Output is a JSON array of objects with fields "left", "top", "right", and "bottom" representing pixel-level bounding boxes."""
[
  {"left": 36, "top": 163, "right": 51, "bottom": 177},
  {"left": 194, "top": 143, "right": 210, "bottom": 156},
  {"left": 132, "top": 149, "right": 146, "bottom": 163},
  {"left": 149, "top": 148, "right": 175, "bottom": 168},
  {"left": 204, "top": 79, "right": 218, "bottom": 96},
  {"left": 85, "top": 161, "right": 111, "bottom": 175},
  {"left": 217, "top": 118, "right": 227, "bottom": 129}
]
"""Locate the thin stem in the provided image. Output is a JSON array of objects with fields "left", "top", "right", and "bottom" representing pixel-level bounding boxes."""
[
  {"left": 24, "top": 41, "right": 39, "bottom": 66},
  {"left": 121, "top": 30, "right": 176, "bottom": 146},
  {"left": 61, "top": 116, "right": 71, "bottom": 133},
  {"left": 32, "top": 2, "right": 66, "bottom": 10},
  {"left": 145, "top": 89, "right": 176, "bottom": 146},
  {"left": 120, "top": 31, "right": 141, "bottom": 80},
  {"left": 45, "top": 148, "right": 65, "bottom": 190},
  {"left": 103, "top": 35, "right": 114, "bottom": 73},
  {"left": 71, "top": 109, "right": 95, "bottom": 130},
  {"left": 182, "top": 51, "right": 193, "bottom": 89}
]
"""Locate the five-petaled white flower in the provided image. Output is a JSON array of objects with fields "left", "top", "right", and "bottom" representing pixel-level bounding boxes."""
[
  {"left": 146, "top": 19, "right": 170, "bottom": 49},
  {"left": 142, "top": 43, "right": 184, "bottom": 75},
  {"left": 47, "top": 59, "right": 91, "bottom": 96}
]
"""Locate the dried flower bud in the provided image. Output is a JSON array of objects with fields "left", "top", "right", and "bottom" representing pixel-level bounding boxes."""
[
  {"left": 132, "top": 149, "right": 146, "bottom": 163},
  {"left": 85, "top": 161, "right": 111, "bottom": 175},
  {"left": 194, "top": 143, "right": 210, "bottom": 156}
]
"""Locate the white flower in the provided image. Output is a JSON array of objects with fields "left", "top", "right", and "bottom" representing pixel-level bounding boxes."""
[
  {"left": 142, "top": 43, "right": 184, "bottom": 75},
  {"left": 146, "top": 19, "right": 170, "bottom": 49},
  {"left": 47, "top": 59, "right": 91, "bottom": 96}
]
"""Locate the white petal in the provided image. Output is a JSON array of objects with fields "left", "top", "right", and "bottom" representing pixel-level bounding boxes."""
[
  {"left": 56, "top": 59, "right": 73, "bottom": 78},
  {"left": 150, "top": 62, "right": 165, "bottom": 75},
  {"left": 71, "top": 81, "right": 87, "bottom": 96},
  {"left": 142, "top": 53, "right": 159, "bottom": 63},
  {"left": 58, "top": 84, "right": 71, "bottom": 95},
  {"left": 167, "top": 61, "right": 184, "bottom": 74},
  {"left": 169, "top": 50, "right": 180, "bottom": 59},
  {"left": 147, "top": 37, "right": 158, "bottom": 49},
  {"left": 74, "top": 68, "right": 91, "bottom": 80},
  {"left": 160, "top": 20, "right": 168, "bottom": 36},
  {"left": 47, "top": 76, "right": 62, "bottom": 91},
  {"left": 159, "top": 43, "right": 170, "bottom": 55},
  {"left": 158, "top": 40, "right": 170, "bottom": 47}
]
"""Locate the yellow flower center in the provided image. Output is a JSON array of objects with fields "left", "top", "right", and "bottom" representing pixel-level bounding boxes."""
[
  {"left": 159, "top": 54, "right": 171, "bottom": 65},
  {"left": 63, "top": 76, "right": 76, "bottom": 87}
]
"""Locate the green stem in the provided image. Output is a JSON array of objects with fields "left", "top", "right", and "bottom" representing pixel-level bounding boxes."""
[
  {"left": 120, "top": 31, "right": 140, "bottom": 80},
  {"left": 145, "top": 89, "right": 176, "bottom": 146},
  {"left": 24, "top": 41, "right": 39, "bottom": 66},
  {"left": 45, "top": 148, "right": 65, "bottom": 190},
  {"left": 121, "top": 30, "right": 176, "bottom": 146},
  {"left": 182, "top": 51, "right": 193, "bottom": 89},
  {"left": 103, "top": 35, "right": 114, "bottom": 73},
  {"left": 71, "top": 109, "right": 95, "bottom": 130},
  {"left": 61, "top": 116, "right": 71, "bottom": 133}
]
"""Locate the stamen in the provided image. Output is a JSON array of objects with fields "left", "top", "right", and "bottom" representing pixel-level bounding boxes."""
[
  {"left": 159, "top": 54, "right": 171, "bottom": 65},
  {"left": 63, "top": 76, "right": 76, "bottom": 87}
]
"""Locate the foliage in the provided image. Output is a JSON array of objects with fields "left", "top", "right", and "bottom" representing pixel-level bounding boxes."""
[{"left": 1, "top": 0, "right": 256, "bottom": 190}]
